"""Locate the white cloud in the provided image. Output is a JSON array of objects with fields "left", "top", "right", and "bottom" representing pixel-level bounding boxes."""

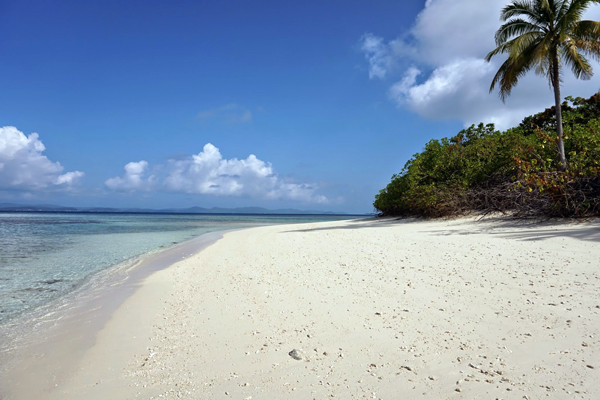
[
  {"left": 106, "top": 143, "right": 329, "bottom": 204},
  {"left": 165, "top": 144, "right": 273, "bottom": 196},
  {"left": 359, "top": 33, "right": 416, "bottom": 80},
  {"left": 411, "top": 0, "right": 499, "bottom": 64},
  {"left": 267, "top": 182, "right": 329, "bottom": 204},
  {"left": 361, "top": 0, "right": 600, "bottom": 129},
  {"left": 360, "top": 33, "right": 393, "bottom": 79},
  {"left": 197, "top": 103, "right": 253, "bottom": 123},
  {"left": 0, "top": 126, "right": 84, "bottom": 190},
  {"left": 55, "top": 171, "right": 85, "bottom": 185},
  {"left": 105, "top": 160, "right": 156, "bottom": 191}
]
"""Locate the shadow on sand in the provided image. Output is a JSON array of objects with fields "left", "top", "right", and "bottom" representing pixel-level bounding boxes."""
[
  {"left": 423, "top": 217, "right": 600, "bottom": 243},
  {"left": 283, "top": 216, "right": 600, "bottom": 243},
  {"left": 281, "top": 217, "right": 416, "bottom": 233}
]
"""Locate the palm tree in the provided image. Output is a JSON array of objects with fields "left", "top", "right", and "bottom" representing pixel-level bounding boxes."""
[{"left": 486, "top": 0, "right": 600, "bottom": 170}]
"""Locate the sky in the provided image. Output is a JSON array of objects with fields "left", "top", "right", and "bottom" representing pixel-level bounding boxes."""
[{"left": 1, "top": 0, "right": 600, "bottom": 214}]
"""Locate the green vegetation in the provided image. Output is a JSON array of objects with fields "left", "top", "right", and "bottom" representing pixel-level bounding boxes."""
[
  {"left": 486, "top": 0, "right": 600, "bottom": 171},
  {"left": 374, "top": 93, "right": 600, "bottom": 218}
]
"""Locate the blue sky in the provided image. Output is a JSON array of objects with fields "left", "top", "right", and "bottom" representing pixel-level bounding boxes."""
[{"left": 2, "top": 0, "right": 600, "bottom": 213}]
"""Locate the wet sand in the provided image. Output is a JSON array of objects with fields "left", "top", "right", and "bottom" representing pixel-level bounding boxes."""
[
  {"left": 0, "top": 231, "right": 225, "bottom": 400},
  {"left": 3, "top": 217, "right": 600, "bottom": 399}
]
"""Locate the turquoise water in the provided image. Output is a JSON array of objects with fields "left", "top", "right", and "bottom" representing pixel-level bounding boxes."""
[{"left": 0, "top": 212, "right": 356, "bottom": 325}]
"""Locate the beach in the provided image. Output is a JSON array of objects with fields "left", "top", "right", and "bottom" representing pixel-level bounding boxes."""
[{"left": 3, "top": 216, "right": 600, "bottom": 399}]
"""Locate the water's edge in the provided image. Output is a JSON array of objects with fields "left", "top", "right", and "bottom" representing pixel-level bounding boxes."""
[{"left": 0, "top": 227, "right": 231, "bottom": 400}]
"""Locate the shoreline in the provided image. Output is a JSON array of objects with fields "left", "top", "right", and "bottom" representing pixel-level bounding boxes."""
[
  {"left": 0, "top": 228, "right": 231, "bottom": 400},
  {"left": 0, "top": 213, "right": 358, "bottom": 329},
  {"left": 3, "top": 216, "right": 600, "bottom": 399}
]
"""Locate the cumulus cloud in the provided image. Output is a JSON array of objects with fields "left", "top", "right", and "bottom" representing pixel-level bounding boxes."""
[
  {"left": 360, "top": 0, "right": 600, "bottom": 129},
  {"left": 197, "top": 103, "right": 253, "bottom": 123},
  {"left": 0, "top": 126, "right": 84, "bottom": 190},
  {"left": 105, "top": 161, "right": 156, "bottom": 191},
  {"left": 164, "top": 144, "right": 274, "bottom": 196},
  {"left": 106, "top": 144, "right": 329, "bottom": 204}
]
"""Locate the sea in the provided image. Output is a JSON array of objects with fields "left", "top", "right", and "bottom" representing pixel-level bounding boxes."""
[{"left": 0, "top": 212, "right": 358, "bottom": 329}]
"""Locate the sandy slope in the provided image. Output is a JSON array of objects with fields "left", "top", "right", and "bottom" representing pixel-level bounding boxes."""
[{"left": 15, "top": 217, "right": 600, "bottom": 399}]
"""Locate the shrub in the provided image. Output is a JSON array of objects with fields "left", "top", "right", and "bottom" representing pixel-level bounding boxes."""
[{"left": 374, "top": 93, "right": 600, "bottom": 218}]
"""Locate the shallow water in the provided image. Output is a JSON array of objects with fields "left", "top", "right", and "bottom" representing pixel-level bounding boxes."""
[{"left": 0, "top": 212, "right": 356, "bottom": 326}]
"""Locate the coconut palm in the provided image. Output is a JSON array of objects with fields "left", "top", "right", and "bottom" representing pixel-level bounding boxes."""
[{"left": 486, "top": 0, "right": 600, "bottom": 170}]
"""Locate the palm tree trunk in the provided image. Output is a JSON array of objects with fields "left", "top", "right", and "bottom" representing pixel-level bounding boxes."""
[{"left": 552, "top": 56, "right": 567, "bottom": 171}]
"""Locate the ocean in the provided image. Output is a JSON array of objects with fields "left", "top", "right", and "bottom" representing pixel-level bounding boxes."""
[{"left": 0, "top": 212, "right": 357, "bottom": 328}]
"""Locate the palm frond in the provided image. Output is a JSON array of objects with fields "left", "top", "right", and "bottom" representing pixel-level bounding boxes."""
[
  {"left": 538, "top": 0, "right": 555, "bottom": 23},
  {"left": 500, "top": 55, "right": 535, "bottom": 99},
  {"left": 511, "top": 31, "right": 545, "bottom": 55},
  {"left": 485, "top": 44, "right": 509, "bottom": 61},
  {"left": 571, "top": 20, "right": 600, "bottom": 60},
  {"left": 518, "top": 36, "right": 553, "bottom": 78},
  {"left": 560, "top": 38, "right": 593, "bottom": 79},
  {"left": 567, "top": 0, "right": 597, "bottom": 17},
  {"left": 487, "top": 38, "right": 523, "bottom": 61},
  {"left": 487, "top": 31, "right": 543, "bottom": 61},
  {"left": 573, "top": 38, "right": 600, "bottom": 60},
  {"left": 560, "top": 0, "right": 592, "bottom": 32},
  {"left": 495, "top": 18, "right": 543, "bottom": 44},
  {"left": 489, "top": 59, "right": 519, "bottom": 101},
  {"left": 490, "top": 39, "right": 540, "bottom": 101},
  {"left": 572, "top": 20, "right": 600, "bottom": 41},
  {"left": 529, "top": 29, "right": 554, "bottom": 66},
  {"left": 534, "top": 56, "right": 551, "bottom": 76},
  {"left": 555, "top": 0, "right": 572, "bottom": 21},
  {"left": 501, "top": 1, "right": 540, "bottom": 22}
]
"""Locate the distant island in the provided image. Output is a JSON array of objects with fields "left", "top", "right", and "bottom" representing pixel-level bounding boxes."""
[{"left": 0, "top": 203, "right": 358, "bottom": 216}]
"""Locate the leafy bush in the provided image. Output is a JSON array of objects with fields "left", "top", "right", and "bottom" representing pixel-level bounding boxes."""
[{"left": 374, "top": 93, "right": 600, "bottom": 218}]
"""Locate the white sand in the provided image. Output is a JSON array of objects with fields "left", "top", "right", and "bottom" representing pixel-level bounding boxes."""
[{"left": 6, "top": 217, "right": 600, "bottom": 399}]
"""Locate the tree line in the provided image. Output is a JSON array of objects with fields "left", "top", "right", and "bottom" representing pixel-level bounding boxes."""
[{"left": 373, "top": 93, "right": 600, "bottom": 217}]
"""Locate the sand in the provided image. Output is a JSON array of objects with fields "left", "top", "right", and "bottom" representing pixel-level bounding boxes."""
[{"left": 3, "top": 217, "right": 600, "bottom": 399}]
